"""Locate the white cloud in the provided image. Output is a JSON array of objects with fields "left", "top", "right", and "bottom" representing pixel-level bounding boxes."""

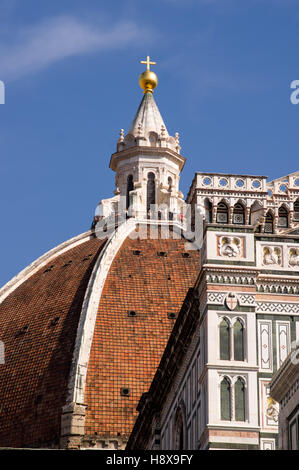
[{"left": 0, "top": 16, "right": 150, "bottom": 80}]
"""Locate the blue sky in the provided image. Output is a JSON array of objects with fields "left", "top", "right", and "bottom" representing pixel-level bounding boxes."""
[{"left": 1, "top": 0, "right": 299, "bottom": 286}]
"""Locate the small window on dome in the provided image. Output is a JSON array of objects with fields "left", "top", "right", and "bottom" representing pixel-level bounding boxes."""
[
  {"left": 15, "top": 325, "right": 29, "bottom": 338},
  {"left": 127, "top": 310, "right": 137, "bottom": 317},
  {"left": 157, "top": 251, "right": 167, "bottom": 257},
  {"left": 63, "top": 260, "right": 72, "bottom": 268},
  {"left": 50, "top": 316, "right": 60, "bottom": 327},
  {"left": 44, "top": 265, "right": 54, "bottom": 273},
  {"left": 168, "top": 312, "right": 176, "bottom": 319}
]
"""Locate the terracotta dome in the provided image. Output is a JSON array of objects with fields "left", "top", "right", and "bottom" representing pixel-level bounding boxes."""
[{"left": 0, "top": 226, "right": 200, "bottom": 448}]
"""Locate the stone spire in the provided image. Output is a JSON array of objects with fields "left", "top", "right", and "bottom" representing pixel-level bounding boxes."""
[
  {"left": 117, "top": 91, "right": 180, "bottom": 153},
  {"left": 129, "top": 91, "right": 169, "bottom": 138},
  {"left": 116, "top": 56, "right": 181, "bottom": 154}
]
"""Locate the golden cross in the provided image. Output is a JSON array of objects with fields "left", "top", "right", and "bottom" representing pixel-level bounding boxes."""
[{"left": 140, "top": 55, "right": 156, "bottom": 71}]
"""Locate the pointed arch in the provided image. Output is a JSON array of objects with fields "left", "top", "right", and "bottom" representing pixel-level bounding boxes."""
[
  {"left": 204, "top": 198, "right": 213, "bottom": 223},
  {"left": 149, "top": 131, "right": 158, "bottom": 147},
  {"left": 126, "top": 174, "right": 134, "bottom": 210},
  {"left": 233, "top": 202, "right": 245, "bottom": 225},
  {"left": 278, "top": 205, "right": 288, "bottom": 228},
  {"left": 147, "top": 172, "right": 156, "bottom": 215},
  {"left": 233, "top": 318, "right": 244, "bottom": 361},
  {"left": 234, "top": 377, "right": 246, "bottom": 421},
  {"left": 217, "top": 201, "right": 228, "bottom": 224},
  {"left": 294, "top": 199, "right": 299, "bottom": 222},
  {"left": 220, "top": 377, "right": 231, "bottom": 421},
  {"left": 264, "top": 210, "right": 274, "bottom": 233},
  {"left": 250, "top": 200, "right": 263, "bottom": 226},
  {"left": 172, "top": 402, "right": 187, "bottom": 450},
  {"left": 220, "top": 317, "right": 230, "bottom": 360}
]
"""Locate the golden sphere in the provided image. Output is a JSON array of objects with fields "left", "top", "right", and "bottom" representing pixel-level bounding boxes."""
[{"left": 139, "top": 70, "right": 158, "bottom": 93}]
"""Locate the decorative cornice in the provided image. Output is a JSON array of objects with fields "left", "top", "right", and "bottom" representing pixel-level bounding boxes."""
[
  {"left": 270, "top": 353, "right": 299, "bottom": 402},
  {"left": 109, "top": 146, "right": 186, "bottom": 172}
]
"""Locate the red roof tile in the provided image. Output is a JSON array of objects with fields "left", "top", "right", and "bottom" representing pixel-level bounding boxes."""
[
  {"left": 84, "top": 229, "right": 200, "bottom": 439},
  {"left": 0, "top": 237, "right": 106, "bottom": 447}
]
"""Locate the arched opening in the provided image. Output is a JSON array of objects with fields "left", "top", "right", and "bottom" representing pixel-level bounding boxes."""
[
  {"left": 264, "top": 211, "right": 274, "bottom": 233},
  {"left": 220, "top": 318, "right": 230, "bottom": 360},
  {"left": 172, "top": 405, "right": 187, "bottom": 450},
  {"left": 204, "top": 199, "right": 213, "bottom": 223},
  {"left": 147, "top": 172, "right": 156, "bottom": 215},
  {"left": 234, "top": 319, "right": 244, "bottom": 361},
  {"left": 234, "top": 378, "right": 246, "bottom": 421},
  {"left": 250, "top": 200, "right": 263, "bottom": 227},
  {"left": 168, "top": 176, "right": 173, "bottom": 192},
  {"left": 216, "top": 202, "right": 228, "bottom": 224},
  {"left": 233, "top": 203, "right": 245, "bottom": 225},
  {"left": 294, "top": 199, "right": 299, "bottom": 222},
  {"left": 278, "top": 206, "right": 288, "bottom": 228},
  {"left": 149, "top": 132, "right": 157, "bottom": 147},
  {"left": 126, "top": 174, "right": 134, "bottom": 210},
  {"left": 220, "top": 377, "right": 231, "bottom": 421}
]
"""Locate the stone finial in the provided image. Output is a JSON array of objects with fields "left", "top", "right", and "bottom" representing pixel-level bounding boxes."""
[
  {"left": 175, "top": 132, "right": 181, "bottom": 153},
  {"left": 161, "top": 125, "right": 166, "bottom": 138},
  {"left": 118, "top": 129, "right": 124, "bottom": 143}
]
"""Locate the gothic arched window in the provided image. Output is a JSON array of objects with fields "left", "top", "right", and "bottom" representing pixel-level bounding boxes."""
[
  {"left": 220, "top": 377, "right": 231, "bottom": 421},
  {"left": 294, "top": 199, "right": 299, "bottom": 222},
  {"left": 172, "top": 405, "right": 187, "bottom": 450},
  {"left": 265, "top": 211, "right": 274, "bottom": 233},
  {"left": 278, "top": 206, "right": 288, "bottom": 228},
  {"left": 217, "top": 202, "right": 228, "bottom": 224},
  {"left": 234, "top": 378, "right": 246, "bottom": 421},
  {"left": 204, "top": 199, "right": 213, "bottom": 223},
  {"left": 233, "top": 203, "right": 245, "bottom": 225},
  {"left": 234, "top": 319, "right": 244, "bottom": 361},
  {"left": 126, "top": 174, "right": 134, "bottom": 210},
  {"left": 147, "top": 172, "right": 156, "bottom": 214},
  {"left": 220, "top": 318, "right": 230, "bottom": 360}
]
